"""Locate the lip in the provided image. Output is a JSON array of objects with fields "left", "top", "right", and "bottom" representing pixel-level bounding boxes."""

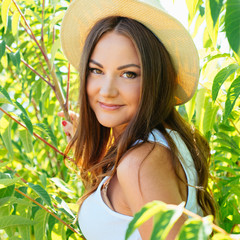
[{"left": 98, "top": 101, "right": 124, "bottom": 110}]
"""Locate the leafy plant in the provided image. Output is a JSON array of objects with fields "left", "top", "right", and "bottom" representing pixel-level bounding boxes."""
[{"left": 0, "top": 0, "right": 239, "bottom": 239}]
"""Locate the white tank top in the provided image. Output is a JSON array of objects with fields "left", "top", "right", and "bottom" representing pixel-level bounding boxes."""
[{"left": 78, "top": 129, "right": 203, "bottom": 240}]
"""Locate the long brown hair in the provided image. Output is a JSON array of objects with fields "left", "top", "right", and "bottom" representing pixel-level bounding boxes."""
[{"left": 65, "top": 16, "right": 216, "bottom": 217}]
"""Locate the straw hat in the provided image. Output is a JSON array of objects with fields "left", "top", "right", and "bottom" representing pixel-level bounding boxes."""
[{"left": 60, "top": 0, "right": 199, "bottom": 105}]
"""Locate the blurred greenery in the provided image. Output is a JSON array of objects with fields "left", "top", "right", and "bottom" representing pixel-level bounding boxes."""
[{"left": 0, "top": 0, "right": 239, "bottom": 239}]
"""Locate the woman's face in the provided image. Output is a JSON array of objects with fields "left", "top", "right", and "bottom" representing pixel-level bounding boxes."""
[{"left": 87, "top": 31, "right": 141, "bottom": 136}]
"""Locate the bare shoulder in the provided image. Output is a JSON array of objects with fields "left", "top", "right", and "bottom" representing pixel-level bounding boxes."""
[{"left": 117, "top": 142, "right": 183, "bottom": 212}]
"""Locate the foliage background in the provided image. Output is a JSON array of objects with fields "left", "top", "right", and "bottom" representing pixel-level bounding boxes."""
[{"left": 0, "top": 0, "right": 239, "bottom": 239}]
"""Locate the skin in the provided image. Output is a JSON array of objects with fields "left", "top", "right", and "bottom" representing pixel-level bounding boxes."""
[
  {"left": 60, "top": 31, "right": 187, "bottom": 240},
  {"left": 86, "top": 31, "right": 141, "bottom": 137}
]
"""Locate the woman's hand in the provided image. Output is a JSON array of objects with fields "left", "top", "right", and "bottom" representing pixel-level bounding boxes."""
[{"left": 58, "top": 111, "right": 79, "bottom": 143}]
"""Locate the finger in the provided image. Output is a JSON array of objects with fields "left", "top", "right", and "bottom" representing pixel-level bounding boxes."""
[
  {"left": 65, "top": 132, "right": 72, "bottom": 143},
  {"left": 62, "top": 121, "right": 74, "bottom": 136},
  {"left": 57, "top": 111, "right": 64, "bottom": 117}
]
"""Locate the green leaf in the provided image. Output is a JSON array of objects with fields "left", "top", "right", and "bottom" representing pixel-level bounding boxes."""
[
  {"left": 195, "top": 88, "right": 207, "bottom": 132},
  {"left": 0, "top": 178, "right": 21, "bottom": 189},
  {"left": 20, "top": 113, "right": 33, "bottom": 135},
  {"left": 176, "top": 216, "right": 212, "bottom": 240},
  {"left": 54, "top": 196, "right": 75, "bottom": 218},
  {"left": 0, "top": 85, "right": 13, "bottom": 104},
  {"left": 203, "top": 102, "right": 219, "bottom": 134},
  {"left": 12, "top": 11, "right": 21, "bottom": 37},
  {"left": 1, "top": 117, "right": 14, "bottom": 156},
  {"left": 28, "top": 183, "right": 52, "bottom": 207},
  {"left": 35, "top": 123, "right": 57, "bottom": 147},
  {"left": 185, "top": 92, "right": 197, "bottom": 122},
  {"left": 212, "top": 64, "right": 239, "bottom": 101},
  {"left": 1, "top": 0, "right": 12, "bottom": 33},
  {"left": 185, "top": 0, "right": 199, "bottom": 24},
  {"left": 225, "top": 0, "right": 240, "bottom": 56},
  {"left": 50, "top": 177, "right": 74, "bottom": 193},
  {"left": 0, "top": 216, "right": 36, "bottom": 229},
  {"left": 14, "top": 100, "right": 29, "bottom": 118},
  {"left": 9, "top": 50, "right": 21, "bottom": 68},
  {"left": 50, "top": 38, "right": 61, "bottom": 70},
  {"left": 150, "top": 203, "right": 184, "bottom": 239},
  {"left": 19, "top": 129, "right": 33, "bottom": 153},
  {"left": 224, "top": 76, "right": 240, "bottom": 120},
  {"left": 206, "top": 0, "right": 219, "bottom": 46},
  {"left": 0, "top": 40, "right": 6, "bottom": 60},
  {"left": 125, "top": 201, "right": 183, "bottom": 240},
  {"left": 209, "top": 0, "right": 223, "bottom": 27},
  {"left": 0, "top": 161, "right": 10, "bottom": 168},
  {"left": 33, "top": 209, "right": 49, "bottom": 240}
]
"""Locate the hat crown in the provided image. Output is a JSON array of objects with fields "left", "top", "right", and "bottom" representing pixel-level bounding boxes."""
[{"left": 138, "top": 0, "right": 165, "bottom": 10}]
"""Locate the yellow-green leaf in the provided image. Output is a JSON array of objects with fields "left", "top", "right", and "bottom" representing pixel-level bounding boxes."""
[
  {"left": 19, "top": 129, "right": 33, "bottom": 153},
  {"left": 1, "top": 0, "right": 12, "bottom": 33},
  {"left": 12, "top": 11, "right": 21, "bottom": 37}
]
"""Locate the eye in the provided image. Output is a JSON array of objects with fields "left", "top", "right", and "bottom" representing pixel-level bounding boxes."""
[
  {"left": 122, "top": 71, "right": 137, "bottom": 79},
  {"left": 89, "top": 68, "right": 103, "bottom": 74}
]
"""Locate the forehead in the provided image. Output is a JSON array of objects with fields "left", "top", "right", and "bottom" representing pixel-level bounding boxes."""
[{"left": 90, "top": 31, "right": 140, "bottom": 64}]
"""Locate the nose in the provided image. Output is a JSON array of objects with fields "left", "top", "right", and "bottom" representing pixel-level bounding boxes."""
[{"left": 99, "top": 75, "right": 118, "bottom": 98}]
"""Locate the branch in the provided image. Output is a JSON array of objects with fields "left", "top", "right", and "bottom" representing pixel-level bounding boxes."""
[
  {"left": 12, "top": 0, "right": 49, "bottom": 63},
  {"left": 0, "top": 107, "right": 75, "bottom": 165},
  {"left": 65, "top": 63, "right": 71, "bottom": 112},
  {"left": 41, "top": 0, "right": 45, "bottom": 43},
  {"left": 6, "top": 45, "right": 54, "bottom": 89},
  {"left": 182, "top": 208, "right": 229, "bottom": 235},
  {"left": 15, "top": 188, "right": 80, "bottom": 235}
]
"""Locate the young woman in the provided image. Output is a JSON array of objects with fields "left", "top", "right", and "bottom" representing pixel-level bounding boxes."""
[{"left": 60, "top": 0, "right": 216, "bottom": 239}]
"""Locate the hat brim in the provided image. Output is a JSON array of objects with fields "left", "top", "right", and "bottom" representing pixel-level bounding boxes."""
[{"left": 60, "top": 0, "right": 199, "bottom": 105}]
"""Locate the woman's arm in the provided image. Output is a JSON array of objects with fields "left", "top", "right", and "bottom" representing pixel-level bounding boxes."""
[{"left": 117, "top": 143, "right": 187, "bottom": 240}]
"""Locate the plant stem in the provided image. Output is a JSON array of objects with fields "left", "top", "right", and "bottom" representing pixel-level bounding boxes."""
[
  {"left": 0, "top": 107, "right": 75, "bottom": 165},
  {"left": 182, "top": 208, "right": 229, "bottom": 235},
  {"left": 15, "top": 188, "right": 80, "bottom": 235},
  {"left": 66, "top": 63, "right": 71, "bottom": 111},
  {"left": 6, "top": 45, "right": 54, "bottom": 89}
]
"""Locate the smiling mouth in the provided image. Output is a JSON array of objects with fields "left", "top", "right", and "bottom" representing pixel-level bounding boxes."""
[{"left": 99, "top": 102, "right": 123, "bottom": 110}]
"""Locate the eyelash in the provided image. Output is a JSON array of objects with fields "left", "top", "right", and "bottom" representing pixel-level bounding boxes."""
[
  {"left": 89, "top": 68, "right": 102, "bottom": 74},
  {"left": 88, "top": 68, "right": 138, "bottom": 79}
]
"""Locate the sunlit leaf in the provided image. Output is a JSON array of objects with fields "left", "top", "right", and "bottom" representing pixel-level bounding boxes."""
[
  {"left": 125, "top": 201, "right": 184, "bottom": 240},
  {"left": 28, "top": 183, "right": 52, "bottom": 207},
  {"left": 206, "top": 0, "right": 219, "bottom": 46},
  {"left": 12, "top": 11, "right": 21, "bottom": 37},
  {"left": 1, "top": 0, "right": 12, "bottom": 33},
  {"left": 225, "top": 0, "right": 240, "bottom": 56},
  {"left": 185, "top": 0, "right": 199, "bottom": 24},
  {"left": 176, "top": 216, "right": 212, "bottom": 240},
  {"left": 224, "top": 76, "right": 240, "bottom": 120},
  {"left": 20, "top": 113, "right": 33, "bottom": 135},
  {"left": 0, "top": 40, "right": 6, "bottom": 60},
  {"left": 50, "top": 38, "right": 61, "bottom": 70},
  {"left": 0, "top": 216, "right": 35, "bottom": 229},
  {"left": 34, "top": 209, "right": 49, "bottom": 240},
  {"left": 209, "top": 0, "right": 223, "bottom": 27},
  {"left": 14, "top": 100, "right": 29, "bottom": 118},
  {"left": 0, "top": 178, "right": 20, "bottom": 189},
  {"left": 19, "top": 129, "right": 33, "bottom": 153},
  {"left": 1, "top": 117, "right": 14, "bottom": 156},
  {"left": 212, "top": 64, "right": 239, "bottom": 101},
  {"left": 35, "top": 123, "right": 57, "bottom": 147},
  {"left": 0, "top": 85, "right": 13, "bottom": 104},
  {"left": 151, "top": 203, "right": 184, "bottom": 239},
  {"left": 9, "top": 50, "right": 21, "bottom": 68}
]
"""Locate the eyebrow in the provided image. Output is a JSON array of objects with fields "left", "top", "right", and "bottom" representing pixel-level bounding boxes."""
[{"left": 89, "top": 59, "right": 141, "bottom": 70}]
